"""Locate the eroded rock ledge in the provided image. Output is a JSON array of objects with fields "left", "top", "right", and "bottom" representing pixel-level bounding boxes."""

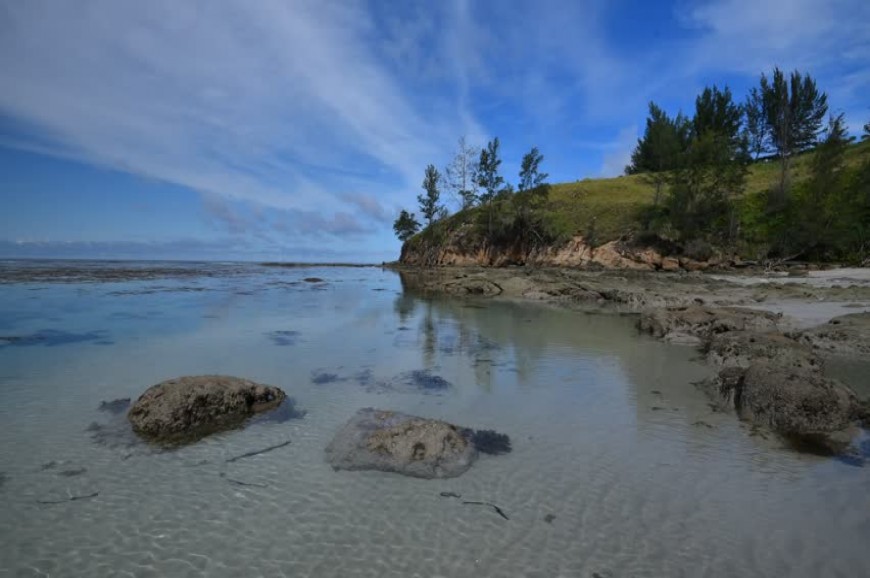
[{"left": 637, "top": 306, "right": 865, "bottom": 453}]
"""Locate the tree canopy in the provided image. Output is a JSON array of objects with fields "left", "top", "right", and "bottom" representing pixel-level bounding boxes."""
[
  {"left": 392, "top": 209, "right": 420, "bottom": 242},
  {"left": 518, "top": 146, "right": 548, "bottom": 192},
  {"left": 417, "top": 164, "right": 443, "bottom": 226}
]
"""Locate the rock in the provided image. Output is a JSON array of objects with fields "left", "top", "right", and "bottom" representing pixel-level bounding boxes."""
[
  {"left": 638, "top": 305, "right": 780, "bottom": 343},
  {"left": 589, "top": 241, "right": 655, "bottom": 271},
  {"left": 440, "top": 277, "right": 503, "bottom": 296},
  {"left": 705, "top": 331, "right": 821, "bottom": 371},
  {"left": 661, "top": 257, "right": 680, "bottom": 272},
  {"left": 706, "top": 361, "right": 860, "bottom": 453},
  {"left": 681, "top": 258, "right": 709, "bottom": 272},
  {"left": 635, "top": 248, "right": 663, "bottom": 268},
  {"left": 791, "top": 312, "right": 870, "bottom": 358},
  {"left": 128, "top": 375, "right": 286, "bottom": 444},
  {"left": 325, "top": 408, "right": 479, "bottom": 479}
]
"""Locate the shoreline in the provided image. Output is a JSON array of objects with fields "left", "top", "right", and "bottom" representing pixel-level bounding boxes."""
[{"left": 393, "top": 264, "right": 870, "bottom": 454}]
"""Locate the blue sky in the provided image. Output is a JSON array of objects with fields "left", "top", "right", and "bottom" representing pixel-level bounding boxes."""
[{"left": 1, "top": 0, "right": 868, "bottom": 262}]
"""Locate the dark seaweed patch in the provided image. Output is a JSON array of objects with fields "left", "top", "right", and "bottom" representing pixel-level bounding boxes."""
[
  {"left": 403, "top": 370, "right": 451, "bottom": 391},
  {"left": 267, "top": 330, "right": 301, "bottom": 346},
  {"left": 303, "top": 277, "right": 324, "bottom": 283},
  {"left": 0, "top": 329, "right": 111, "bottom": 348},
  {"left": 355, "top": 368, "right": 374, "bottom": 387},
  {"left": 0, "top": 472, "right": 6, "bottom": 489},
  {"left": 463, "top": 429, "right": 512, "bottom": 455},
  {"left": 312, "top": 372, "right": 342, "bottom": 385},
  {"left": 98, "top": 398, "right": 131, "bottom": 414},
  {"left": 58, "top": 468, "right": 87, "bottom": 477}
]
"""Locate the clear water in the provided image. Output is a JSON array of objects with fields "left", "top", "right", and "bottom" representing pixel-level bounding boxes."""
[{"left": 0, "top": 261, "right": 867, "bottom": 578}]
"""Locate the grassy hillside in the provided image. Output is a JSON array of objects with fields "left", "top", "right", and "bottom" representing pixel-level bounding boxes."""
[
  {"left": 410, "top": 139, "right": 869, "bottom": 254},
  {"left": 541, "top": 139, "right": 870, "bottom": 243}
]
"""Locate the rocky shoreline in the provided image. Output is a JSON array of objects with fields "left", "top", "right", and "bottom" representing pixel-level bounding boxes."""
[{"left": 391, "top": 265, "right": 870, "bottom": 454}]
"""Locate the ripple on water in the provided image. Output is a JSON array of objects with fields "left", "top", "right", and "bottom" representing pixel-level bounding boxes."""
[{"left": 1, "top": 264, "right": 868, "bottom": 577}]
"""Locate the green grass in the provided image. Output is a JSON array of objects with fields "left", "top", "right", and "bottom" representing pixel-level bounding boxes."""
[{"left": 522, "top": 140, "right": 869, "bottom": 243}]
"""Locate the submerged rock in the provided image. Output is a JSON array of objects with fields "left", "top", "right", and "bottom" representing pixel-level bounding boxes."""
[
  {"left": 326, "top": 408, "right": 508, "bottom": 479},
  {"left": 128, "top": 375, "right": 286, "bottom": 445}
]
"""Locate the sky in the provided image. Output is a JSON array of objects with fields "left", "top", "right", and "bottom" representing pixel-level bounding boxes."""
[{"left": 0, "top": 0, "right": 868, "bottom": 262}]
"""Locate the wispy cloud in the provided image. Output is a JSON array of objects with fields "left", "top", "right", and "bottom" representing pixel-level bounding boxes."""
[
  {"left": 0, "top": 0, "right": 475, "bottom": 219},
  {"left": 599, "top": 127, "right": 639, "bottom": 177},
  {"left": 0, "top": 0, "right": 868, "bottom": 261}
]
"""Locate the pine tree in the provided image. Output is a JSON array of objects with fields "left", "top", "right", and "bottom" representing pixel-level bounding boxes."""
[
  {"left": 476, "top": 138, "right": 505, "bottom": 237},
  {"left": 417, "top": 164, "right": 443, "bottom": 226},
  {"left": 626, "top": 102, "right": 691, "bottom": 212},
  {"left": 518, "top": 147, "right": 548, "bottom": 192},
  {"left": 392, "top": 210, "right": 420, "bottom": 242},
  {"left": 758, "top": 67, "right": 828, "bottom": 205}
]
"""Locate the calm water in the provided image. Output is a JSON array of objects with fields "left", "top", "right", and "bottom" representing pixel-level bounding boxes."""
[{"left": 0, "top": 261, "right": 867, "bottom": 577}]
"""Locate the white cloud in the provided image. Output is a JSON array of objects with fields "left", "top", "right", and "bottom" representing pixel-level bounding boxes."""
[
  {"left": 681, "top": 0, "right": 870, "bottom": 75},
  {"left": 0, "top": 0, "right": 476, "bottom": 218}
]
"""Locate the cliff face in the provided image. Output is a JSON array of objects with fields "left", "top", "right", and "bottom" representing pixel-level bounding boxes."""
[{"left": 399, "top": 225, "right": 711, "bottom": 271}]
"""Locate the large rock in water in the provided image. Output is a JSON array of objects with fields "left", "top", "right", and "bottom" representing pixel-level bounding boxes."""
[
  {"left": 326, "top": 408, "right": 481, "bottom": 479},
  {"left": 128, "top": 375, "right": 286, "bottom": 444},
  {"left": 705, "top": 362, "right": 860, "bottom": 453}
]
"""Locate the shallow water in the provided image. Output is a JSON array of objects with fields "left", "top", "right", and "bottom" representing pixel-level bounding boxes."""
[{"left": 0, "top": 261, "right": 867, "bottom": 578}]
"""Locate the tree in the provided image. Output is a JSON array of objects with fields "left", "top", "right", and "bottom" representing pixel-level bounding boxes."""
[
  {"left": 444, "top": 136, "right": 480, "bottom": 210},
  {"left": 518, "top": 147, "right": 548, "bottom": 192},
  {"left": 476, "top": 137, "right": 505, "bottom": 236},
  {"left": 417, "top": 164, "right": 442, "bottom": 226},
  {"left": 864, "top": 118, "right": 870, "bottom": 140},
  {"left": 743, "top": 87, "right": 767, "bottom": 160},
  {"left": 693, "top": 85, "right": 743, "bottom": 147},
  {"left": 796, "top": 113, "right": 854, "bottom": 254},
  {"left": 665, "top": 85, "right": 750, "bottom": 244},
  {"left": 666, "top": 131, "right": 747, "bottom": 243},
  {"left": 758, "top": 67, "right": 828, "bottom": 204},
  {"left": 393, "top": 209, "right": 420, "bottom": 242},
  {"left": 627, "top": 102, "right": 691, "bottom": 216},
  {"left": 476, "top": 137, "right": 505, "bottom": 204}
]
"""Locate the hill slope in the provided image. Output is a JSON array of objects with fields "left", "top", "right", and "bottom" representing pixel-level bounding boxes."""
[{"left": 401, "top": 140, "right": 870, "bottom": 267}]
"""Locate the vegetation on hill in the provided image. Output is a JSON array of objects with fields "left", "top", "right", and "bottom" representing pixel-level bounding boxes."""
[{"left": 395, "top": 67, "right": 870, "bottom": 264}]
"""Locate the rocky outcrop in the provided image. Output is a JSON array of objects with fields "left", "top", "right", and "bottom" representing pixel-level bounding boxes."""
[
  {"left": 637, "top": 305, "right": 781, "bottom": 345},
  {"left": 791, "top": 312, "right": 870, "bottom": 358},
  {"left": 128, "top": 375, "right": 286, "bottom": 444},
  {"left": 704, "top": 330, "right": 820, "bottom": 371},
  {"left": 638, "top": 305, "right": 863, "bottom": 453},
  {"left": 400, "top": 231, "right": 719, "bottom": 272},
  {"left": 326, "top": 408, "right": 508, "bottom": 479}
]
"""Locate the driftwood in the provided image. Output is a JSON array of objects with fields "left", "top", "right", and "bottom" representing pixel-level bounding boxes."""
[
  {"left": 462, "top": 500, "right": 509, "bottom": 520},
  {"left": 225, "top": 440, "right": 292, "bottom": 463},
  {"left": 37, "top": 492, "right": 99, "bottom": 505}
]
